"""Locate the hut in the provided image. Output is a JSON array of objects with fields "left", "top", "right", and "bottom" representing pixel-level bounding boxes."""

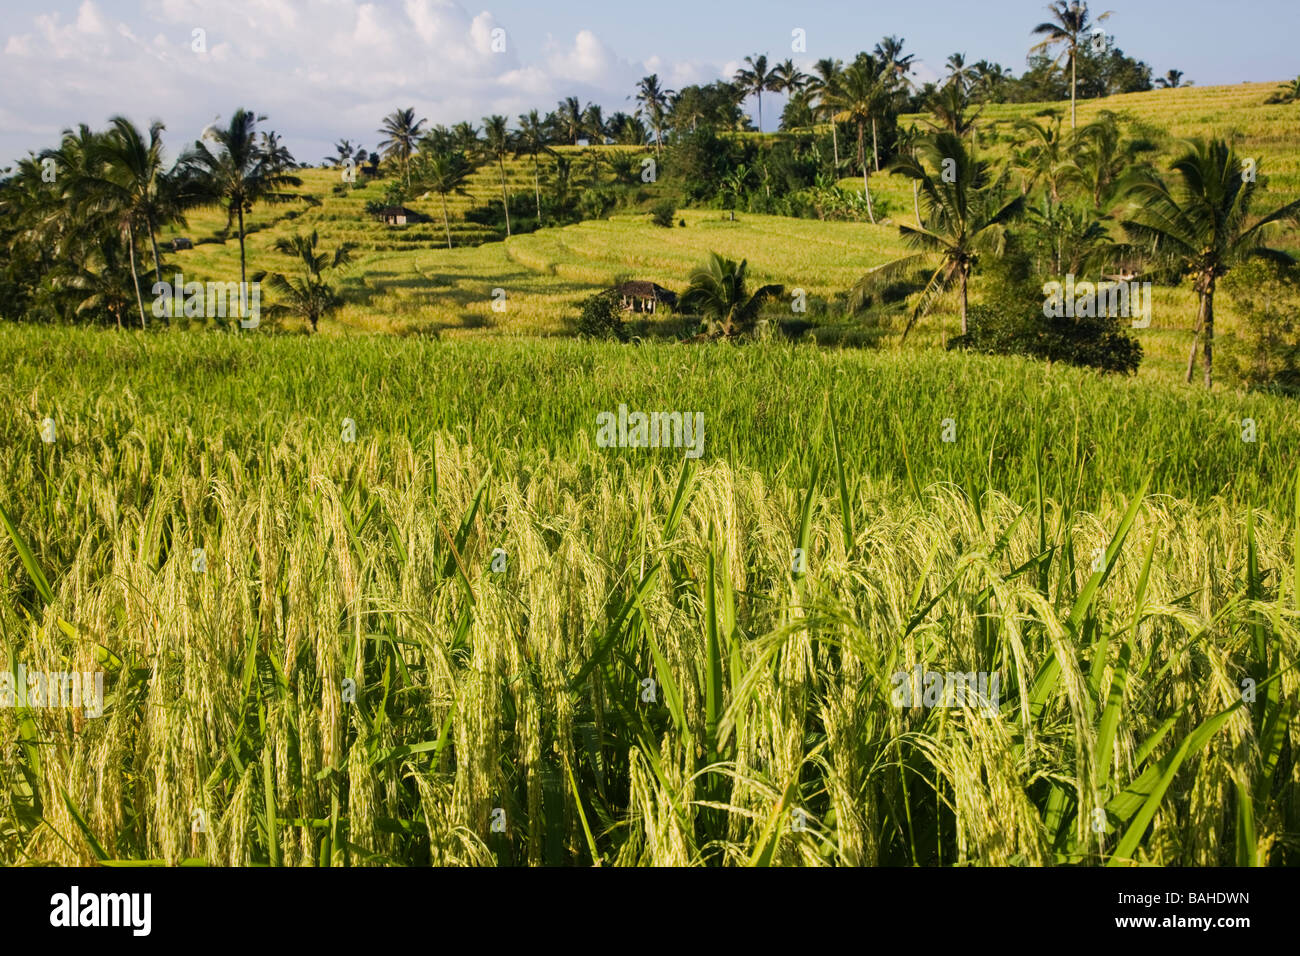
[
  {"left": 377, "top": 206, "right": 418, "bottom": 226},
  {"left": 615, "top": 280, "right": 677, "bottom": 314},
  {"left": 171, "top": 237, "right": 193, "bottom": 250}
]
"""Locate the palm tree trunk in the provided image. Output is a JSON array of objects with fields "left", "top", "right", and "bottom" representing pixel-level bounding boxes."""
[
  {"left": 757, "top": 92, "right": 762, "bottom": 132},
  {"left": 1185, "top": 295, "right": 1207, "bottom": 384},
  {"left": 831, "top": 120, "right": 840, "bottom": 169},
  {"left": 237, "top": 203, "right": 248, "bottom": 326},
  {"left": 499, "top": 157, "right": 512, "bottom": 237},
  {"left": 533, "top": 155, "right": 543, "bottom": 223},
  {"left": 862, "top": 163, "right": 875, "bottom": 224},
  {"left": 871, "top": 117, "right": 880, "bottom": 172},
  {"left": 1202, "top": 282, "right": 1215, "bottom": 389},
  {"left": 148, "top": 219, "right": 168, "bottom": 326},
  {"left": 1070, "top": 48, "right": 1077, "bottom": 130},
  {"left": 913, "top": 181, "right": 921, "bottom": 226},
  {"left": 960, "top": 265, "right": 970, "bottom": 336},
  {"left": 441, "top": 192, "right": 453, "bottom": 250},
  {"left": 127, "top": 224, "right": 146, "bottom": 330}
]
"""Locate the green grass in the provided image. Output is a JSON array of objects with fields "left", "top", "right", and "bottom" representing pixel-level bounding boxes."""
[{"left": 1, "top": 327, "right": 1297, "bottom": 866}]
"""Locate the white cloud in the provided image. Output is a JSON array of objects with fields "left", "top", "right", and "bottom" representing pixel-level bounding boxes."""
[{"left": 0, "top": 0, "right": 727, "bottom": 167}]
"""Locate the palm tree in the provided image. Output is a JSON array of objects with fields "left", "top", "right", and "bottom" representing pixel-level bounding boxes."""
[
  {"left": 1030, "top": 1, "right": 1112, "bottom": 129},
  {"left": 1119, "top": 139, "right": 1300, "bottom": 388},
  {"left": 515, "top": 110, "right": 555, "bottom": 223},
  {"left": 874, "top": 36, "right": 916, "bottom": 82},
  {"left": 377, "top": 107, "right": 427, "bottom": 188},
  {"left": 734, "top": 55, "right": 780, "bottom": 132},
  {"left": 255, "top": 230, "right": 354, "bottom": 332},
  {"left": 481, "top": 115, "right": 515, "bottom": 237},
  {"left": 679, "top": 252, "right": 783, "bottom": 338},
  {"left": 851, "top": 132, "right": 1025, "bottom": 338},
  {"left": 1013, "top": 112, "right": 1070, "bottom": 203},
  {"left": 1061, "top": 111, "right": 1153, "bottom": 209},
  {"left": 608, "top": 111, "right": 648, "bottom": 146},
  {"left": 554, "top": 97, "right": 586, "bottom": 146},
  {"left": 56, "top": 237, "right": 136, "bottom": 329},
  {"left": 635, "top": 76, "right": 673, "bottom": 155},
  {"left": 1265, "top": 76, "right": 1300, "bottom": 104},
  {"left": 411, "top": 148, "right": 471, "bottom": 248},
  {"left": 808, "top": 58, "right": 845, "bottom": 170},
  {"left": 772, "top": 59, "right": 807, "bottom": 96},
  {"left": 1154, "top": 70, "right": 1189, "bottom": 89},
  {"left": 84, "top": 117, "right": 180, "bottom": 327},
  {"left": 945, "top": 53, "right": 971, "bottom": 90},
  {"left": 824, "top": 54, "right": 892, "bottom": 221},
  {"left": 452, "top": 122, "right": 481, "bottom": 154},
  {"left": 328, "top": 139, "right": 356, "bottom": 167},
  {"left": 179, "top": 109, "right": 305, "bottom": 321},
  {"left": 583, "top": 104, "right": 608, "bottom": 145},
  {"left": 927, "top": 80, "right": 983, "bottom": 138}
]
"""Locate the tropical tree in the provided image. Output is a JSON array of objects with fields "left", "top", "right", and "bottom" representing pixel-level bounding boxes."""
[
  {"left": 1030, "top": 1, "right": 1113, "bottom": 129},
  {"left": 82, "top": 116, "right": 183, "bottom": 326},
  {"left": 179, "top": 108, "right": 305, "bottom": 322},
  {"left": 608, "top": 112, "right": 648, "bottom": 146},
  {"left": 1061, "top": 111, "right": 1154, "bottom": 209},
  {"left": 1013, "top": 112, "right": 1070, "bottom": 202},
  {"left": 327, "top": 139, "right": 356, "bottom": 167},
  {"left": 1265, "top": 76, "right": 1300, "bottom": 104},
  {"left": 808, "top": 58, "right": 845, "bottom": 169},
  {"left": 1118, "top": 138, "right": 1300, "bottom": 387},
  {"left": 851, "top": 132, "right": 1026, "bottom": 338},
  {"left": 377, "top": 107, "right": 427, "bottom": 187},
  {"left": 679, "top": 251, "right": 784, "bottom": 338},
  {"left": 945, "top": 53, "right": 971, "bottom": 90},
  {"left": 55, "top": 238, "right": 137, "bottom": 329},
  {"left": 874, "top": 36, "right": 916, "bottom": 82},
  {"left": 554, "top": 97, "right": 586, "bottom": 146},
  {"left": 772, "top": 59, "right": 807, "bottom": 96},
  {"left": 635, "top": 75, "right": 673, "bottom": 154},
  {"left": 583, "top": 104, "right": 608, "bottom": 145},
  {"left": 927, "top": 79, "right": 983, "bottom": 138},
  {"left": 734, "top": 54, "right": 780, "bottom": 132},
  {"left": 411, "top": 148, "right": 472, "bottom": 248},
  {"left": 255, "top": 230, "right": 354, "bottom": 332},
  {"left": 1154, "top": 69, "right": 1189, "bottom": 89},
  {"left": 481, "top": 114, "right": 515, "bottom": 237},
  {"left": 515, "top": 110, "right": 555, "bottom": 223},
  {"left": 452, "top": 121, "right": 481, "bottom": 153},
  {"left": 824, "top": 54, "right": 893, "bottom": 221}
]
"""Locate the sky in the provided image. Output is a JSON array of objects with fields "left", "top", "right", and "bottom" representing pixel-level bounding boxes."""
[{"left": 1, "top": 0, "right": 1296, "bottom": 168}]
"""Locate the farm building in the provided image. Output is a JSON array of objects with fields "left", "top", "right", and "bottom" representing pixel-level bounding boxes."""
[
  {"left": 377, "top": 206, "right": 418, "bottom": 226},
  {"left": 171, "top": 237, "right": 193, "bottom": 250},
  {"left": 615, "top": 280, "right": 677, "bottom": 314}
]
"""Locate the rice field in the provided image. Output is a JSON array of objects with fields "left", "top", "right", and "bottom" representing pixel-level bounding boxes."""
[{"left": 2, "top": 328, "right": 1297, "bottom": 866}]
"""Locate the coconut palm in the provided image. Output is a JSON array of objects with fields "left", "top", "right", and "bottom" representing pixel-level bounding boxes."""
[
  {"left": 515, "top": 110, "right": 556, "bottom": 224},
  {"left": 1013, "top": 112, "right": 1070, "bottom": 203},
  {"left": 583, "top": 104, "right": 608, "bottom": 145},
  {"left": 377, "top": 108, "right": 427, "bottom": 188},
  {"left": 254, "top": 230, "right": 353, "bottom": 332},
  {"left": 1154, "top": 70, "right": 1189, "bottom": 89},
  {"left": 824, "top": 54, "right": 893, "bottom": 221},
  {"left": 874, "top": 36, "right": 915, "bottom": 82},
  {"left": 481, "top": 115, "right": 515, "bottom": 237},
  {"left": 772, "top": 59, "right": 807, "bottom": 96},
  {"left": 1030, "top": 1, "right": 1113, "bottom": 129},
  {"left": 608, "top": 111, "right": 648, "bottom": 146},
  {"left": 1119, "top": 138, "right": 1300, "bottom": 388},
  {"left": 734, "top": 55, "right": 780, "bottom": 132},
  {"left": 807, "top": 58, "right": 845, "bottom": 170},
  {"left": 78, "top": 117, "right": 182, "bottom": 327},
  {"left": 554, "top": 97, "right": 586, "bottom": 146},
  {"left": 1061, "top": 111, "right": 1154, "bottom": 209},
  {"left": 452, "top": 122, "right": 481, "bottom": 154},
  {"left": 679, "top": 251, "right": 783, "bottom": 338},
  {"left": 179, "top": 109, "right": 305, "bottom": 319},
  {"left": 945, "top": 53, "right": 971, "bottom": 90},
  {"left": 851, "top": 132, "right": 1025, "bottom": 338},
  {"left": 411, "top": 148, "right": 472, "bottom": 249},
  {"left": 635, "top": 75, "right": 673, "bottom": 155}
]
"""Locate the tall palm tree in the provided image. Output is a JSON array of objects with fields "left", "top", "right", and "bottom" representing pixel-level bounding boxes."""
[
  {"left": 582, "top": 104, "right": 608, "bottom": 145},
  {"left": 772, "top": 59, "right": 807, "bottom": 96},
  {"left": 481, "top": 115, "right": 515, "bottom": 237},
  {"left": 1013, "top": 112, "right": 1070, "bottom": 203},
  {"left": 824, "top": 54, "right": 892, "bottom": 221},
  {"left": 927, "top": 80, "right": 983, "bottom": 138},
  {"left": 734, "top": 55, "right": 780, "bottom": 132},
  {"left": 81, "top": 117, "right": 179, "bottom": 327},
  {"left": 874, "top": 36, "right": 915, "bottom": 81},
  {"left": 635, "top": 76, "right": 673, "bottom": 155},
  {"left": 1061, "top": 111, "right": 1153, "bottom": 209},
  {"left": 554, "top": 97, "right": 586, "bottom": 146},
  {"left": 851, "top": 132, "right": 1025, "bottom": 338},
  {"left": 808, "top": 58, "right": 844, "bottom": 170},
  {"left": 1119, "top": 139, "right": 1300, "bottom": 388},
  {"left": 945, "top": 53, "right": 971, "bottom": 90},
  {"left": 254, "top": 230, "right": 354, "bottom": 333},
  {"left": 679, "top": 251, "right": 783, "bottom": 338},
  {"left": 411, "top": 148, "right": 471, "bottom": 249},
  {"left": 452, "top": 121, "right": 481, "bottom": 154},
  {"left": 515, "top": 110, "right": 555, "bottom": 223},
  {"left": 1030, "top": 1, "right": 1113, "bottom": 130},
  {"left": 377, "top": 107, "right": 427, "bottom": 188},
  {"left": 180, "top": 109, "right": 305, "bottom": 321},
  {"left": 1154, "top": 69, "right": 1189, "bottom": 89}
]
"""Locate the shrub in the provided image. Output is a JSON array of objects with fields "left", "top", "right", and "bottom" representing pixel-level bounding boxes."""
[
  {"left": 650, "top": 200, "right": 676, "bottom": 228},
  {"left": 1221, "top": 259, "right": 1300, "bottom": 393},
  {"left": 575, "top": 289, "right": 629, "bottom": 341},
  {"left": 951, "top": 258, "right": 1142, "bottom": 374}
]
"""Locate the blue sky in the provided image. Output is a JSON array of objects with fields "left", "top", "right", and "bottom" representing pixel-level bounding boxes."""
[{"left": 1, "top": 0, "right": 1295, "bottom": 167}]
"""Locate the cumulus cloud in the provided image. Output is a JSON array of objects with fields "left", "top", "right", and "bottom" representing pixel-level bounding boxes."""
[{"left": 0, "top": 0, "right": 729, "bottom": 167}]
